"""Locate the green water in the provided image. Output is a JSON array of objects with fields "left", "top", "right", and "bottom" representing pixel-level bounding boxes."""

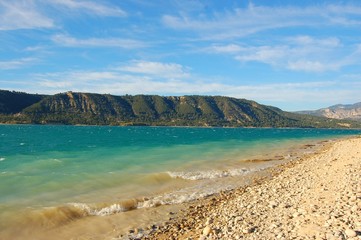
[{"left": 0, "top": 125, "right": 360, "bottom": 215}]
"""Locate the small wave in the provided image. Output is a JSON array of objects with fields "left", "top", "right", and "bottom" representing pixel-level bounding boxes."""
[
  {"left": 166, "top": 168, "right": 251, "bottom": 180},
  {"left": 72, "top": 203, "right": 127, "bottom": 216},
  {"left": 0, "top": 157, "right": 5, "bottom": 161},
  {"left": 138, "top": 191, "right": 211, "bottom": 209},
  {"left": 7, "top": 205, "right": 89, "bottom": 229},
  {"left": 137, "top": 176, "right": 243, "bottom": 209},
  {"left": 68, "top": 184, "right": 220, "bottom": 218},
  {"left": 11, "top": 165, "right": 269, "bottom": 227},
  {"left": 69, "top": 199, "right": 140, "bottom": 217},
  {"left": 10, "top": 165, "right": 271, "bottom": 227}
]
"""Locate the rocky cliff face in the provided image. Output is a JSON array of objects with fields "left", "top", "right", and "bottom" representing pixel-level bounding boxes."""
[
  {"left": 1, "top": 90, "right": 360, "bottom": 128},
  {"left": 298, "top": 103, "right": 361, "bottom": 121},
  {"left": 21, "top": 92, "right": 289, "bottom": 127}
]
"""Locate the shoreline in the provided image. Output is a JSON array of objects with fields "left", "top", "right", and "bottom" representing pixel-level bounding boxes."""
[
  {"left": 2, "top": 122, "right": 361, "bottom": 130},
  {"left": 121, "top": 136, "right": 361, "bottom": 240},
  {"left": 1, "top": 136, "right": 360, "bottom": 240},
  {"left": 0, "top": 140, "right": 317, "bottom": 240}
]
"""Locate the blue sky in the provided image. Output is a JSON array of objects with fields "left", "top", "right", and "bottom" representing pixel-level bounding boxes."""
[{"left": 1, "top": 0, "right": 361, "bottom": 111}]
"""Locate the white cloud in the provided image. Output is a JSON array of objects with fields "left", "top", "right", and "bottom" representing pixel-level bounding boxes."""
[
  {"left": 0, "top": 0, "right": 54, "bottom": 30},
  {"left": 207, "top": 36, "right": 359, "bottom": 72},
  {"left": 14, "top": 66, "right": 359, "bottom": 110},
  {"left": 24, "top": 45, "right": 46, "bottom": 52},
  {"left": 287, "top": 60, "right": 338, "bottom": 72},
  {"left": 68, "top": 71, "right": 120, "bottom": 81},
  {"left": 208, "top": 44, "right": 243, "bottom": 54},
  {"left": 27, "top": 69, "right": 361, "bottom": 110},
  {"left": 51, "top": 34, "right": 146, "bottom": 49},
  {"left": 235, "top": 45, "right": 287, "bottom": 64},
  {"left": 0, "top": 0, "right": 126, "bottom": 31},
  {"left": 39, "top": 80, "right": 73, "bottom": 88},
  {"left": 34, "top": 71, "right": 122, "bottom": 88},
  {"left": 116, "top": 60, "right": 190, "bottom": 79},
  {"left": 33, "top": 60, "right": 191, "bottom": 89},
  {"left": 0, "top": 58, "right": 37, "bottom": 69},
  {"left": 288, "top": 36, "right": 341, "bottom": 47},
  {"left": 51, "top": 0, "right": 126, "bottom": 17},
  {"left": 162, "top": 4, "right": 361, "bottom": 40}
]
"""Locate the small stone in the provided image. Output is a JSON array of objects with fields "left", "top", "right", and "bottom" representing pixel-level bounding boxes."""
[
  {"left": 269, "top": 201, "right": 278, "bottom": 208},
  {"left": 292, "top": 212, "right": 301, "bottom": 218},
  {"left": 242, "top": 227, "right": 256, "bottom": 234},
  {"left": 202, "top": 225, "right": 212, "bottom": 236},
  {"left": 344, "top": 229, "right": 357, "bottom": 237},
  {"left": 206, "top": 218, "right": 213, "bottom": 225},
  {"left": 349, "top": 195, "right": 357, "bottom": 202}
]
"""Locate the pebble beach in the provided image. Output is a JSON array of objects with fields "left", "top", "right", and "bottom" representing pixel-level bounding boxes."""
[{"left": 123, "top": 137, "right": 361, "bottom": 240}]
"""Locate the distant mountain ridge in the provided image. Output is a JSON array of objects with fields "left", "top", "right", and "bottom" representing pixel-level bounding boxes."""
[
  {"left": 297, "top": 102, "right": 361, "bottom": 121},
  {"left": 0, "top": 90, "right": 360, "bottom": 128}
]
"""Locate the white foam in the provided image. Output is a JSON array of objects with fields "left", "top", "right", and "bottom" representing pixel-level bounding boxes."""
[
  {"left": 69, "top": 203, "right": 127, "bottom": 216},
  {"left": 69, "top": 186, "right": 221, "bottom": 217},
  {"left": 69, "top": 203, "right": 91, "bottom": 214},
  {"left": 140, "top": 167, "right": 266, "bottom": 208},
  {"left": 138, "top": 180, "right": 237, "bottom": 209},
  {"left": 94, "top": 204, "right": 126, "bottom": 216},
  {"left": 69, "top": 166, "right": 272, "bottom": 217},
  {"left": 166, "top": 168, "right": 250, "bottom": 180},
  {"left": 0, "top": 157, "right": 5, "bottom": 161}
]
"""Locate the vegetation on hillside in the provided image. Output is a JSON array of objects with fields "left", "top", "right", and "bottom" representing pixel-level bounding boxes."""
[
  {"left": 1, "top": 90, "right": 360, "bottom": 128},
  {"left": 0, "top": 90, "right": 45, "bottom": 114}
]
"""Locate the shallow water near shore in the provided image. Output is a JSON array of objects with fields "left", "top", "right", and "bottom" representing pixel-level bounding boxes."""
[{"left": 0, "top": 125, "right": 360, "bottom": 239}]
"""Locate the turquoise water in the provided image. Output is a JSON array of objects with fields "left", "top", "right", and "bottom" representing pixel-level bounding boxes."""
[{"left": 0, "top": 125, "right": 360, "bottom": 230}]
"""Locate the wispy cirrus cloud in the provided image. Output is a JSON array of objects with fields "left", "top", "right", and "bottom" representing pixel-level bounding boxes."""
[
  {"left": 27, "top": 68, "right": 361, "bottom": 110},
  {"left": 33, "top": 60, "right": 191, "bottom": 91},
  {"left": 208, "top": 44, "right": 243, "bottom": 54},
  {"left": 0, "top": 0, "right": 54, "bottom": 30},
  {"left": 51, "top": 34, "right": 147, "bottom": 49},
  {"left": 24, "top": 45, "right": 47, "bottom": 52},
  {"left": 0, "top": 58, "right": 37, "bottom": 70},
  {"left": 51, "top": 0, "right": 127, "bottom": 17},
  {"left": 162, "top": 3, "right": 361, "bottom": 40},
  {"left": 286, "top": 60, "right": 340, "bottom": 72},
  {"left": 116, "top": 60, "right": 190, "bottom": 79},
  {"left": 0, "top": 0, "right": 126, "bottom": 31},
  {"left": 206, "top": 36, "right": 360, "bottom": 72}
]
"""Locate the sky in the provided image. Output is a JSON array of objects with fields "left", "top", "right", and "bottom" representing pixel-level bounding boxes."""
[{"left": 1, "top": 0, "right": 361, "bottom": 111}]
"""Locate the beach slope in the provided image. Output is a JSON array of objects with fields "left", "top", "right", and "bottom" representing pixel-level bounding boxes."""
[{"left": 139, "top": 137, "right": 361, "bottom": 239}]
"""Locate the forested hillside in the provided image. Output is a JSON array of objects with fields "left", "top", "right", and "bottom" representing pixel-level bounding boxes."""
[
  {"left": 0, "top": 90, "right": 45, "bottom": 114},
  {"left": 1, "top": 90, "right": 360, "bottom": 128}
]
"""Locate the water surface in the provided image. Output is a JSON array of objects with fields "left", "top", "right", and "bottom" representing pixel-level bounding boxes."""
[{"left": 0, "top": 125, "right": 360, "bottom": 238}]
